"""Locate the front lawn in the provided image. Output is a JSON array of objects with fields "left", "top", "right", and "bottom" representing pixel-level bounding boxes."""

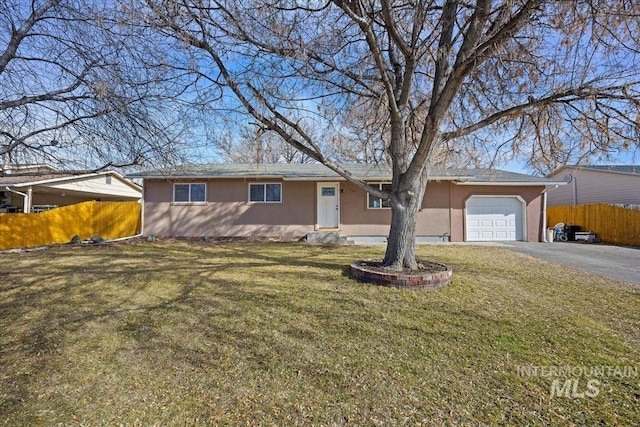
[{"left": 1, "top": 241, "right": 638, "bottom": 425}]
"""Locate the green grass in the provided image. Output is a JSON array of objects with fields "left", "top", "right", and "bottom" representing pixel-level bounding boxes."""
[{"left": 1, "top": 241, "right": 639, "bottom": 425}]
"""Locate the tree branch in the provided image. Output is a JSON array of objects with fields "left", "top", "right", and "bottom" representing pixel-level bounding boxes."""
[
  {"left": 332, "top": 0, "right": 402, "bottom": 122},
  {"left": 442, "top": 83, "right": 640, "bottom": 141},
  {"left": 0, "top": 0, "right": 62, "bottom": 74}
]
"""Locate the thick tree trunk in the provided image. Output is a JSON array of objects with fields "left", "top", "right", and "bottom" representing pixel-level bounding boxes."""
[
  {"left": 382, "top": 168, "right": 429, "bottom": 271},
  {"left": 382, "top": 198, "right": 421, "bottom": 270}
]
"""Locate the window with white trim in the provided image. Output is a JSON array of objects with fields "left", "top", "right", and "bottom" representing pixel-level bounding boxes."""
[
  {"left": 368, "top": 183, "right": 392, "bottom": 209},
  {"left": 249, "top": 183, "right": 282, "bottom": 203},
  {"left": 173, "top": 183, "right": 206, "bottom": 203}
]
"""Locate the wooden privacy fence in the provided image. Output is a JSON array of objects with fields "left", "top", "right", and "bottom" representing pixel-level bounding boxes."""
[
  {"left": 547, "top": 203, "right": 640, "bottom": 246},
  {"left": 0, "top": 201, "right": 141, "bottom": 250}
]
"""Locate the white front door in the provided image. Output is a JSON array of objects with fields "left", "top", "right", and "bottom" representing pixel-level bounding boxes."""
[{"left": 317, "top": 183, "right": 340, "bottom": 229}]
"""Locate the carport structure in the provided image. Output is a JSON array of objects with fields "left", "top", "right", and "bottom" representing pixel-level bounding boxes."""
[{"left": 1, "top": 165, "right": 141, "bottom": 213}]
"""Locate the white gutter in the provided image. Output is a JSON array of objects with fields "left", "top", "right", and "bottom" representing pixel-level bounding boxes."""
[
  {"left": 136, "top": 175, "right": 286, "bottom": 180},
  {"left": 135, "top": 175, "right": 473, "bottom": 182},
  {"left": 454, "top": 181, "right": 568, "bottom": 186},
  {"left": 5, "top": 186, "right": 30, "bottom": 212},
  {"left": 282, "top": 177, "right": 345, "bottom": 181},
  {"left": 281, "top": 175, "right": 470, "bottom": 182}
]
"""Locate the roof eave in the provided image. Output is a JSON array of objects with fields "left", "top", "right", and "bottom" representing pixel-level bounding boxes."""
[
  {"left": 549, "top": 165, "right": 640, "bottom": 178},
  {"left": 137, "top": 174, "right": 286, "bottom": 180},
  {"left": 454, "top": 181, "right": 567, "bottom": 186},
  {"left": 135, "top": 174, "right": 472, "bottom": 181},
  {"left": 5, "top": 171, "right": 141, "bottom": 191},
  {"left": 283, "top": 176, "right": 345, "bottom": 181}
]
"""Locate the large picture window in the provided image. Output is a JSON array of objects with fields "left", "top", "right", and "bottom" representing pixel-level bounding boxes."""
[
  {"left": 367, "top": 183, "right": 392, "bottom": 209},
  {"left": 173, "top": 183, "right": 206, "bottom": 203},
  {"left": 249, "top": 183, "right": 282, "bottom": 203}
]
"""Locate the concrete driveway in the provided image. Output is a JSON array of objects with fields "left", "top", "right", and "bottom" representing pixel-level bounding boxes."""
[{"left": 502, "top": 242, "right": 640, "bottom": 286}]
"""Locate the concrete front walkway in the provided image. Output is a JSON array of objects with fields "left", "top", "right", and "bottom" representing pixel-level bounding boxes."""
[{"left": 502, "top": 241, "right": 640, "bottom": 286}]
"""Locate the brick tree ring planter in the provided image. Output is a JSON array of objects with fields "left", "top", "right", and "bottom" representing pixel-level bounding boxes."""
[{"left": 350, "top": 259, "right": 452, "bottom": 290}]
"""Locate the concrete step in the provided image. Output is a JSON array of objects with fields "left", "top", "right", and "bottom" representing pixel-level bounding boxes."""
[
  {"left": 348, "top": 236, "right": 387, "bottom": 245},
  {"left": 304, "top": 231, "right": 351, "bottom": 244}
]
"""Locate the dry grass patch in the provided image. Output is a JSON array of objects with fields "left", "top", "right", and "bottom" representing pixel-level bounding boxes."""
[{"left": 1, "top": 241, "right": 639, "bottom": 425}]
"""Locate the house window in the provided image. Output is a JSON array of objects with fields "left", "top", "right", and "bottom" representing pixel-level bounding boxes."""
[
  {"left": 368, "top": 183, "right": 392, "bottom": 209},
  {"left": 105, "top": 175, "right": 112, "bottom": 185},
  {"left": 173, "top": 183, "right": 206, "bottom": 203},
  {"left": 249, "top": 183, "right": 282, "bottom": 203}
]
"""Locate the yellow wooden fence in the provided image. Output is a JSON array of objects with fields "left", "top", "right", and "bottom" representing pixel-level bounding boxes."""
[
  {"left": 547, "top": 203, "right": 640, "bottom": 246},
  {"left": 0, "top": 201, "right": 141, "bottom": 250}
]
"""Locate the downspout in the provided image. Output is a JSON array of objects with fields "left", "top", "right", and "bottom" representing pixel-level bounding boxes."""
[
  {"left": 5, "top": 186, "right": 29, "bottom": 213},
  {"left": 26, "top": 186, "right": 32, "bottom": 213},
  {"left": 568, "top": 173, "right": 577, "bottom": 205},
  {"left": 541, "top": 185, "right": 558, "bottom": 242},
  {"left": 140, "top": 184, "right": 145, "bottom": 236}
]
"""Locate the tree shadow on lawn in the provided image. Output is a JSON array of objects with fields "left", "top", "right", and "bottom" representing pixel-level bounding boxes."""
[
  {"left": 0, "top": 242, "right": 370, "bottom": 416},
  {"left": 3, "top": 242, "right": 638, "bottom": 424}
]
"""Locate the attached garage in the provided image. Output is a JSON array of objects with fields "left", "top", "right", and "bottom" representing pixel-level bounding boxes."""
[
  {"left": 131, "top": 164, "right": 565, "bottom": 242},
  {"left": 465, "top": 196, "right": 524, "bottom": 241}
]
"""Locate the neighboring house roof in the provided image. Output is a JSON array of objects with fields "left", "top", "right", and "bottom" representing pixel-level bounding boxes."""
[
  {"left": 0, "top": 170, "right": 141, "bottom": 192},
  {"left": 549, "top": 165, "right": 640, "bottom": 177},
  {"left": 0, "top": 164, "right": 56, "bottom": 174},
  {"left": 545, "top": 164, "right": 640, "bottom": 207},
  {"left": 1, "top": 170, "right": 142, "bottom": 207},
  {"left": 130, "top": 163, "right": 564, "bottom": 186}
]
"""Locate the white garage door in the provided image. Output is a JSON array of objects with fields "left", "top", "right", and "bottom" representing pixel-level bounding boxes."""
[{"left": 465, "top": 197, "right": 523, "bottom": 241}]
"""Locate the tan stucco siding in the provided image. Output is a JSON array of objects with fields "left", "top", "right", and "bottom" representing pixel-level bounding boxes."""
[
  {"left": 143, "top": 178, "right": 545, "bottom": 241},
  {"left": 143, "top": 179, "right": 315, "bottom": 238},
  {"left": 338, "top": 181, "right": 391, "bottom": 235},
  {"left": 449, "top": 184, "right": 545, "bottom": 242},
  {"left": 338, "top": 180, "right": 451, "bottom": 237},
  {"left": 417, "top": 181, "right": 451, "bottom": 238}
]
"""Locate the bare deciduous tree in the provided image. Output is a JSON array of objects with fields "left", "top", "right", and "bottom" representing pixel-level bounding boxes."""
[
  {"left": 0, "top": 0, "right": 190, "bottom": 170},
  {"left": 142, "top": 0, "right": 640, "bottom": 270},
  {"left": 217, "top": 127, "right": 313, "bottom": 164}
]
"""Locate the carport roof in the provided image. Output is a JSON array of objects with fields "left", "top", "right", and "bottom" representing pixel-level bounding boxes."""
[
  {"left": 1, "top": 170, "right": 141, "bottom": 190},
  {"left": 129, "top": 163, "right": 565, "bottom": 185}
]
